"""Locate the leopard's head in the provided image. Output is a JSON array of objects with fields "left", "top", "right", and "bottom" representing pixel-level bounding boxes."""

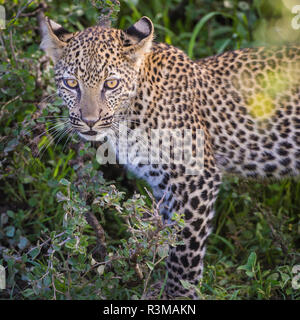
[{"left": 39, "top": 15, "right": 154, "bottom": 141}]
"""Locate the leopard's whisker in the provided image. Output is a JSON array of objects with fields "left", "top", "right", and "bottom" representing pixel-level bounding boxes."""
[
  {"left": 35, "top": 121, "right": 70, "bottom": 158},
  {"left": 37, "top": 127, "right": 68, "bottom": 159},
  {"left": 39, "top": 93, "right": 59, "bottom": 103},
  {"left": 19, "top": 117, "right": 69, "bottom": 138},
  {"left": 62, "top": 128, "right": 76, "bottom": 152},
  {"left": 25, "top": 120, "right": 69, "bottom": 142},
  {"left": 54, "top": 125, "right": 72, "bottom": 151}
]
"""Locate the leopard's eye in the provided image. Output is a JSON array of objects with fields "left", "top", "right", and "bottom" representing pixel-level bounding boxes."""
[
  {"left": 64, "top": 79, "right": 79, "bottom": 89},
  {"left": 104, "top": 79, "right": 119, "bottom": 90}
]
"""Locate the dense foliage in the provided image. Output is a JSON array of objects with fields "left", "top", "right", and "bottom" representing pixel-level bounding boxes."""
[{"left": 0, "top": 0, "right": 299, "bottom": 299}]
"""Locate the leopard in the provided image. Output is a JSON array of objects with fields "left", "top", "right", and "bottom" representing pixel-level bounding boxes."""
[{"left": 39, "top": 14, "right": 300, "bottom": 299}]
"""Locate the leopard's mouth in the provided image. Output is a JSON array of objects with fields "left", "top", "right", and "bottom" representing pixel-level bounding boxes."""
[
  {"left": 82, "top": 130, "right": 98, "bottom": 136},
  {"left": 77, "top": 125, "right": 112, "bottom": 142}
]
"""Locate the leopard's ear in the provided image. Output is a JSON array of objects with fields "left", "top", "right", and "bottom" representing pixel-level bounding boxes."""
[
  {"left": 38, "top": 12, "right": 74, "bottom": 63},
  {"left": 123, "top": 16, "right": 154, "bottom": 62}
]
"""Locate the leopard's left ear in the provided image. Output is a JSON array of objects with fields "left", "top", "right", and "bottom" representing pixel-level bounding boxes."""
[
  {"left": 123, "top": 16, "right": 154, "bottom": 61},
  {"left": 38, "top": 12, "right": 75, "bottom": 63}
]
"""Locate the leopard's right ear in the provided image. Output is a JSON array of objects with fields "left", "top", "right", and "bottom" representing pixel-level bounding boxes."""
[
  {"left": 38, "top": 12, "right": 74, "bottom": 63},
  {"left": 122, "top": 16, "right": 154, "bottom": 64}
]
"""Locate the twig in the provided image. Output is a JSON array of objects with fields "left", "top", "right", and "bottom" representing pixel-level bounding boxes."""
[
  {"left": 19, "top": 6, "right": 43, "bottom": 17},
  {"left": 142, "top": 254, "right": 166, "bottom": 298},
  {"left": 84, "top": 211, "right": 107, "bottom": 260},
  {"left": 26, "top": 231, "right": 66, "bottom": 257},
  {"left": 255, "top": 204, "right": 289, "bottom": 256},
  {"left": 0, "top": 94, "right": 23, "bottom": 119},
  {"left": 0, "top": 95, "right": 21, "bottom": 108},
  {"left": 9, "top": 29, "right": 18, "bottom": 68},
  {"left": 7, "top": 0, "right": 36, "bottom": 27}
]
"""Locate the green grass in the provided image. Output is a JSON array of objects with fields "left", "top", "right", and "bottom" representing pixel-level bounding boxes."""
[{"left": 0, "top": 0, "right": 299, "bottom": 300}]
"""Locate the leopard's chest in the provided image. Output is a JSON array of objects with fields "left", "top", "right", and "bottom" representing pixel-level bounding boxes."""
[{"left": 103, "top": 134, "right": 168, "bottom": 198}]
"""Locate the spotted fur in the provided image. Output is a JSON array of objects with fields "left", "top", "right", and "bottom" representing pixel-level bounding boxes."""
[{"left": 39, "top": 15, "right": 300, "bottom": 299}]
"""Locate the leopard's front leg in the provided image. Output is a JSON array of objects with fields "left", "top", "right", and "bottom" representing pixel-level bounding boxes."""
[{"left": 161, "top": 167, "right": 222, "bottom": 299}]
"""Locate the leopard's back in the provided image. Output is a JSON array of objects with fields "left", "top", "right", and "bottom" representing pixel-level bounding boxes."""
[{"left": 196, "top": 46, "right": 300, "bottom": 178}]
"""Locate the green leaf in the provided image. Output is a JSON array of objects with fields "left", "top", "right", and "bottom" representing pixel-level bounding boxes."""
[
  {"left": 18, "top": 236, "right": 29, "bottom": 250},
  {"left": 180, "top": 280, "right": 194, "bottom": 290},
  {"left": 6, "top": 210, "right": 15, "bottom": 218},
  {"left": 5, "top": 226, "right": 15, "bottom": 237},
  {"left": 22, "top": 288, "right": 35, "bottom": 298},
  {"left": 29, "top": 247, "right": 40, "bottom": 259},
  {"left": 4, "top": 138, "right": 19, "bottom": 153},
  {"left": 146, "top": 261, "right": 154, "bottom": 271},
  {"left": 188, "top": 11, "right": 234, "bottom": 59},
  {"left": 157, "top": 245, "right": 169, "bottom": 259},
  {"left": 238, "top": 265, "right": 251, "bottom": 272},
  {"left": 59, "top": 178, "right": 71, "bottom": 186},
  {"left": 247, "top": 252, "right": 257, "bottom": 269},
  {"left": 56, "top": 191, "right": 69, "bottom": 202},
  {"left": 97, "top": 265, "right": 105, "bottom": 276},
  {"left": 245, "top": 270, "right": 255, "bottom": 278}
]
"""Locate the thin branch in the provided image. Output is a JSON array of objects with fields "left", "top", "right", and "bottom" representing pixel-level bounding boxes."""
[
  {"left": 9, "top": 29, "right": 18, "bottom": 68},
  {"left": 7, "top": 0, "right": 36, "bottom": 27},
  {"left": 84, "top": 211, "right": 107, "bottom": 260}
]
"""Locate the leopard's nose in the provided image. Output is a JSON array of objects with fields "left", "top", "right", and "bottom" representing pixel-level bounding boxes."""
[
  {"left": 82, "top": 118, "right": 98, "bottom": 128},
  {"left": 80, "top": 109, "right": 100, "bottom": 128}
]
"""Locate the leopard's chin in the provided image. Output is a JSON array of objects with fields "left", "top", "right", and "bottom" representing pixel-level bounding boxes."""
[{"left": 77, "top": 131, "right": 107, "bottom": 142}]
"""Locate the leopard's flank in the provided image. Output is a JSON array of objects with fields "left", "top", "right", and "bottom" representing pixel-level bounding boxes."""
[{"left": 39, "top": 15, "right": 300, "bottom": 299}]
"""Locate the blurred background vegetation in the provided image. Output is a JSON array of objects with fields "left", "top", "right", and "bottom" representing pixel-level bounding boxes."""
[{"left": 0, "top": 0, "right": 300, "bottom": 299}]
